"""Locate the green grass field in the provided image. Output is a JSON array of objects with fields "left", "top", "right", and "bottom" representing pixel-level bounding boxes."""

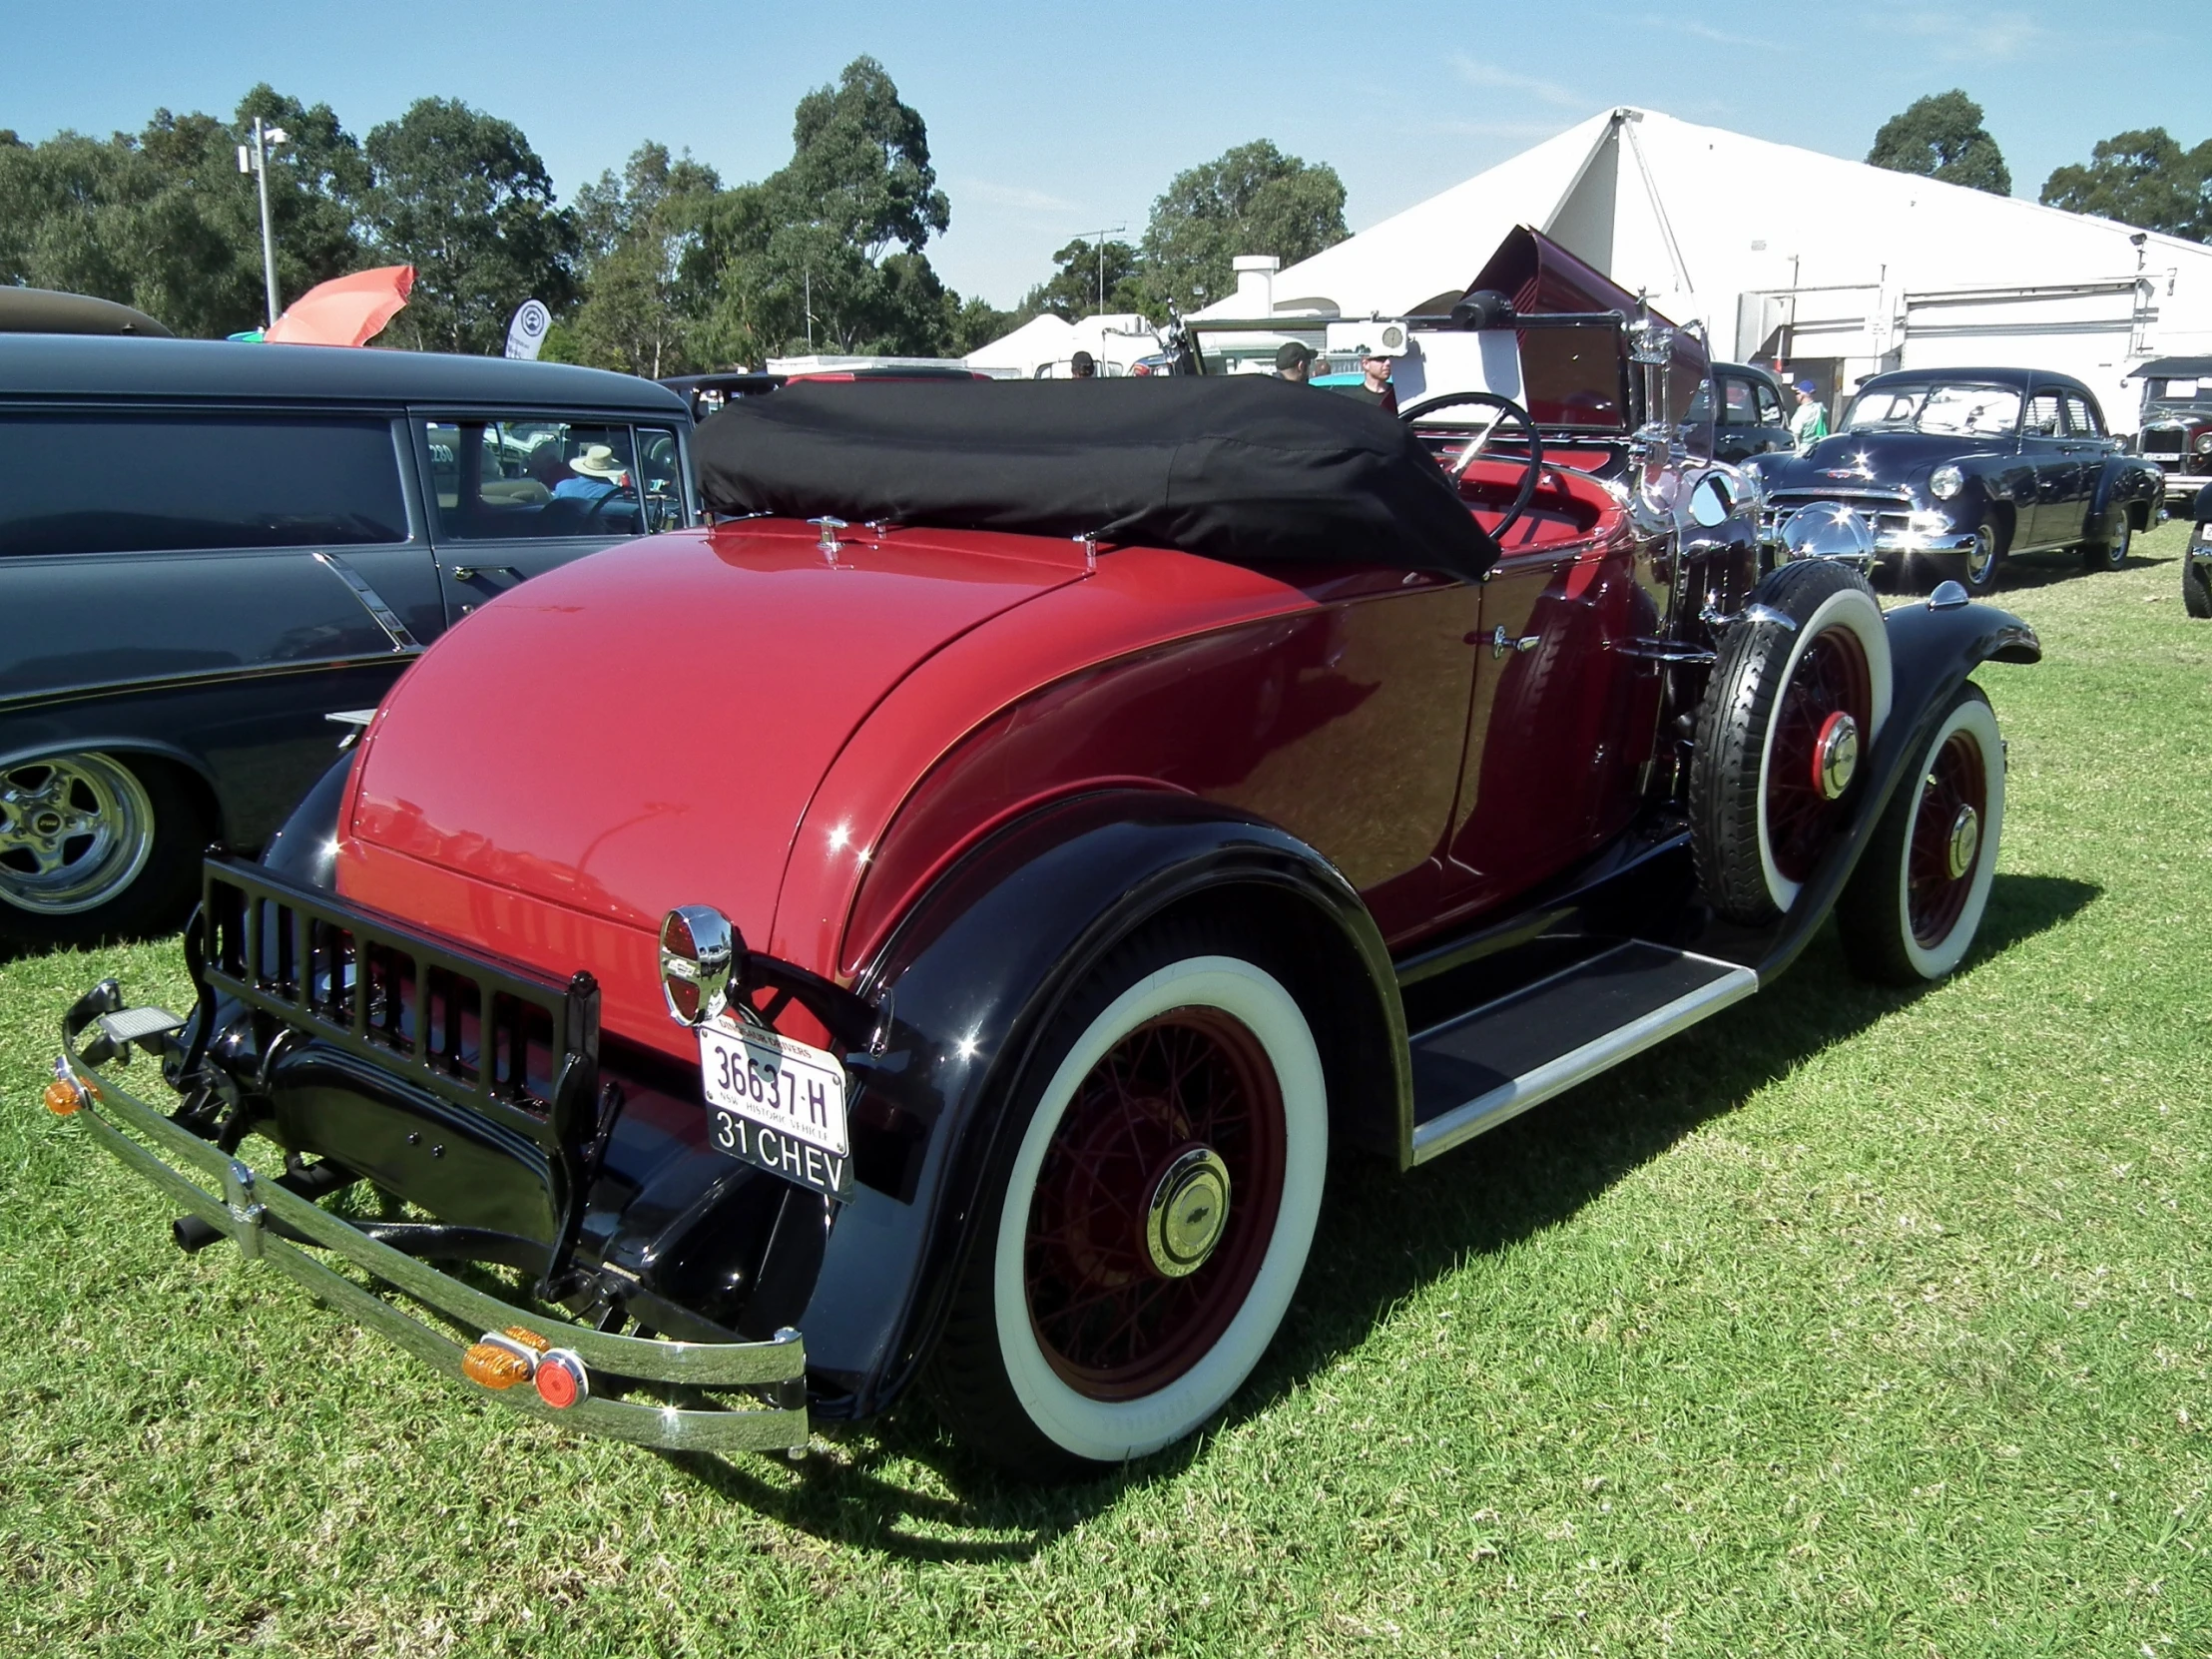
[{"left": 3, "top": 525, "right": 2207, "bottom": 1657}]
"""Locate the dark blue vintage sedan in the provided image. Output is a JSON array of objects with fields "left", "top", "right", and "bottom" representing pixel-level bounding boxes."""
[
  {"left": 1748, "top": 366, "right": 2163, "bottom": 592},
  {"left": 0, "top": 335, "right": 693, "bottom": 950}
]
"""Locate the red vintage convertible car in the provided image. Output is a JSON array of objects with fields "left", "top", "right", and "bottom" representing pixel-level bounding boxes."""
[{"left": 46, "top": 234, "right": 2039, "bottom": 1479}]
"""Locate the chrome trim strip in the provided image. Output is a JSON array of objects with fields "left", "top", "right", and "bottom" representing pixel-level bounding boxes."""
[
  {"left": 1408, "top": 953, "right": 1759, "bottom": 1165},
  {"left": 55, "top": 1043, "right": 810, "bottom": 1453},
  {"left": 312, "top": 551, "right": 422, "bottom": 652},
  {"left": 0, "top": 653, "right": 424, "bottom": 719}
]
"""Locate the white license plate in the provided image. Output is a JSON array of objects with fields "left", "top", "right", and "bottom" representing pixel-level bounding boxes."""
[{"left": 698, "top": 1017, "right": 852, "bottom": 1198}]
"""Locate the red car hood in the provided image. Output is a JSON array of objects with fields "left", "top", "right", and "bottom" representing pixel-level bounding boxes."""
[{"left": 337, "top": 522, "right": 1087, "bottom": 992}]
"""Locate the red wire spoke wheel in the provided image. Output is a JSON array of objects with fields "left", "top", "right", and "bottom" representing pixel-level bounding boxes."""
[
  {"left": 1840, "top": 682, "right": 2005, "bottom": 985},
  {"left": 1691, "top": 559, "right": 1894, "bottom": 923},
  {"left": 1762, "top": 627, "right": 1875, "bottom": 884},
  {"left": 1023, "top": 1007, "right": 1287, "bottom": 1401},
  {"left": 926, "top": 929, "right": 1327, "bottom": 1476}
]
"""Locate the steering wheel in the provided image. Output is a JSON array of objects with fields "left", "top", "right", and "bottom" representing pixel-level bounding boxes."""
[{"left": 1398, "top": 390, "right": 1545, "bottom": 540}]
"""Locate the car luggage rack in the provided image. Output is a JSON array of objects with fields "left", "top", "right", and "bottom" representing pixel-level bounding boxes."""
[
  {"left": 202, "top": 855, "right": 590, "bottom": 1132},
  {"left": 198, "top": 855, "right": 623, "bottom": 1300}
]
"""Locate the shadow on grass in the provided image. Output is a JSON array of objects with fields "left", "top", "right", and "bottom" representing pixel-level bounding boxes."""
[{"left": 662, "top": 871, "right": 2098, "bottom": 1558}]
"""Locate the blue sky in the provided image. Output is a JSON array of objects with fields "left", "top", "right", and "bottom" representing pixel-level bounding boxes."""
[{"left": 5, "top": 1, "right": 2203, "bottom": 307}]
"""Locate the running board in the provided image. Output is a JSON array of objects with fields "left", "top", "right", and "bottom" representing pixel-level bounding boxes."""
[{"left": 1407, "top": 941, "right": 1758, "bottom": 1164}]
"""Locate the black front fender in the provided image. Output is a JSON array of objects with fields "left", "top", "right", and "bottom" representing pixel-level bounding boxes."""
[
  {"left": 1721, "top": 595, "right": 2039, "bottom": 981},
  {"left": 797, "top": 791, "right": 1402, "bottom": 1420}
]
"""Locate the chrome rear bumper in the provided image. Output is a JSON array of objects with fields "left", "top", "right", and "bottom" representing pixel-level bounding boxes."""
[{"left": 48, "top": 1027, "right": 811, "bottom": 1456}]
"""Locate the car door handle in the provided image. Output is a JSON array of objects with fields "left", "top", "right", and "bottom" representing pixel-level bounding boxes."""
[
  {"left": 449, "top": 564, "right": 524, "bottom": 583},
  {"left": 1488, "top": 626, "right": 1540, "bottom": 659}
]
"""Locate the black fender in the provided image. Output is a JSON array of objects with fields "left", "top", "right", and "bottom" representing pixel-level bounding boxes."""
[
  {"left": 0, "top": 728, "right": 228, "bottom": 842},
  {"left": 258, "top": 752, "right": 355, "bottom": 889},
  {"left": 798, "top": 790, "right": 1405, "bottom": 1420},
  {"left": 2088, "top": 458, "right": 2160, "bottom": 539},
  {"left": 1705, "top": 595, "right": 2039, "bottom": 980}
]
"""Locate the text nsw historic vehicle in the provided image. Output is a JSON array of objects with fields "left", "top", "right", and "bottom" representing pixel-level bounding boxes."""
[
  {"left": 45, "top": 236, "right": 2040, "bottom": 1480},
  {"left": 1748, "top": 366, "right": 2161, "bottom": 592}
]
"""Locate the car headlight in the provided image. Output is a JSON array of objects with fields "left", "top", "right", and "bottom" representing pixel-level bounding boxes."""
[
  {"left": 2195, "top": 433, "right": 2212, "bottom": 455},
  {"left": 1929, "top": 463, "right": 1964, "bottom": 499}
]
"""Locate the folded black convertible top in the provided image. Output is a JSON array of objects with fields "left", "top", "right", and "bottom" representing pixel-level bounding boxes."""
[{"left": 692, "top": 377, "right": 1501, "bottom": 582}]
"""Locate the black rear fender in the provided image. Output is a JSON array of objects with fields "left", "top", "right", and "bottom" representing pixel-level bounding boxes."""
[{"left": 801, "top": 790, "right": 1404, "bottom": 1419}]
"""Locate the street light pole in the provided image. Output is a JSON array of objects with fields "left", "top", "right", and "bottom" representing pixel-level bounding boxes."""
[
  {"left": 1082, "top": 224, "right": 1127, "bottom": 316},
  {"left": 237, "top": 119, "right": 289, "bottom": 329}
]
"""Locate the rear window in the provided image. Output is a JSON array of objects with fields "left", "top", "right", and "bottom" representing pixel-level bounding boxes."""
[{"left": 0, "top": 414, "right": 408, "bottom": 556}]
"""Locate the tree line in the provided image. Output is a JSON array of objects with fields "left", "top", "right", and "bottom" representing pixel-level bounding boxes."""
[
  {"left": 0, "top": 59, "right": 1348, "bottom": 373},
  {"left": 1868, "top": 89, "right": 2212, "bottom": 242}
]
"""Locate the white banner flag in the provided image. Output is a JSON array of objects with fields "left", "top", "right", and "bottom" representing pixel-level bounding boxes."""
[{"left": 504, "top": 298, "right": 551, "bottom": 360}]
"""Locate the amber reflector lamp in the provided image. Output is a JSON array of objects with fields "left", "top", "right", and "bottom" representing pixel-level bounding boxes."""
[
  {"left": 462, "top": 1343, "right": 532, "bottom": 1389},
  {"left": 44, "top": 1078, "right": 86, "bottom": 1116}
]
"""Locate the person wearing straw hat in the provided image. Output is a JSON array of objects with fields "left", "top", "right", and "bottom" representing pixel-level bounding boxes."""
[{"left": 552, "top": 442, "right": 629, "bottom": 505}]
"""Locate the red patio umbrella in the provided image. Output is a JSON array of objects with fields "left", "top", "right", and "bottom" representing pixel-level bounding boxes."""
[{"left": 265, "top": 265, "right": 415, "bottom": 347}]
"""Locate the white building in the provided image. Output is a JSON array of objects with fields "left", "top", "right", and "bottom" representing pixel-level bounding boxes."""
[{"left": 1193, "top": 107, "right": 2212, "bottom": 434}]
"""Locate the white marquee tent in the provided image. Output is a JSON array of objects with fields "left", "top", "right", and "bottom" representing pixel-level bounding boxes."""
[
  {"left": 1193, "top": 107, "right": 2212, "bottom": 434},
  {"left": 965, "top": 311, "right": 1163, "bottom": 378}
]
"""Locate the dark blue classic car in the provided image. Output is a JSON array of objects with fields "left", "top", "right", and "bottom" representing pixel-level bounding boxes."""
[
  {"left": 0, "top": 335, "right": 693, "bottom": 951},
  {"left": 1749, "top": 367, "right": 2163, "bottom": 592}
]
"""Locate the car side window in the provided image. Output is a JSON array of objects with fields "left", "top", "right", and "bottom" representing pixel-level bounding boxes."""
[
  {"left": 2022, "top": 392, "right": 2062, "bottom": 438},
  {"left": 634, "top": 426, "right": 690, "bottom": 533},
  {"left": 2062, "top": 394, "right": 2103, "bottom": 438},
  {"left": 0, "top": 413, "right": 407, "bottom": 557},
  {"left": 1755, "top": 380, "right": 1785, "bottom": 425},
  {"left": 1719, "top": 377, "right": 1754, "bottom": 426},
  {"left": 425, "top": 420, "right": 663, "bottom": 541}
]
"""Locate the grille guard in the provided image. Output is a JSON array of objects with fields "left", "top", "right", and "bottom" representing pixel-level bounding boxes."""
[{"left": 54, "top": 981, "right": 810, "bottom": 1455}]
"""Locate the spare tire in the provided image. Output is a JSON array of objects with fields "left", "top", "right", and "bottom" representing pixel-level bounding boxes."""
[{"left": 1690, "top": 560, "right": 1893, "bottom": 924}]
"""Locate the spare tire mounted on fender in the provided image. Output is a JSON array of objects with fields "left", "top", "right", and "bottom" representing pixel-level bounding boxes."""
[{"left": 1690, "top": 560, "right": 1894, "bottom": 924}]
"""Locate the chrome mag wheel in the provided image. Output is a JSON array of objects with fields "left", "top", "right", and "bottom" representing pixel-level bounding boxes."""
[{"left": 0, "top": 753, "right": 158, "bottom": 917}]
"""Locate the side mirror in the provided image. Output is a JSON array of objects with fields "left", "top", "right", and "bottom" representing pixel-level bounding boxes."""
[{"left": 1687, "top": 473, "right": 1733, "bottom": 529}]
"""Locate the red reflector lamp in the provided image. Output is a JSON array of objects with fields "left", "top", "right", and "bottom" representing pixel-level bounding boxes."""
[{"left": 533, "top": 1349, "right": 588, "bottom": 1409}]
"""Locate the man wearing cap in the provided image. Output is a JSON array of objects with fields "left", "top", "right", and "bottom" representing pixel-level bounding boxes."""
[
  {"left": 1069, "top": 349, "right": 1097, "bottom": 379},
  {"left": 1276, "top": 340, "right": 1315, "bottom": 383},
  {"left": 1345, "top": 345, "right": 1398, "bottom": 414},
  {"left": 1789, "top": 379, "right": 1828, "bottom": 451}
]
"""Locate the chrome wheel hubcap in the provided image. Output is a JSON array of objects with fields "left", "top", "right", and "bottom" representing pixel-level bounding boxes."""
[
  {"left": 1144, "top": 1147, "right": 1232, "bottom": 1279},
  {"left": 1966, "top": 530, "right": 1995, "bottom": 583},
  {"left": 1812, "top": 711, "right": 1860, "bottom": 801},
  {"left": 0, "top": 754, "right": 156, "bottom": 915},
  {"left": 1945, "top": 804, "right": 1981, "bottom": 880}
]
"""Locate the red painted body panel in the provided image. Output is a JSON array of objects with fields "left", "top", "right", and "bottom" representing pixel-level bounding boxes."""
[
  {"left": 336, "top": 522, "right": 1087, "bottom": 1053},
  {"left": 334, "top": 457, "right": 1634, "bottom": 1060}
]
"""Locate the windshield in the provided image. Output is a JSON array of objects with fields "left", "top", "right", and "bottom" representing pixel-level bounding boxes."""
[
  {"left": 1843, "top": 382, "right": 2020, "bottom": 437},
  {"left": 2145, "top": 376, "right": 2211, "bottom": 404}
]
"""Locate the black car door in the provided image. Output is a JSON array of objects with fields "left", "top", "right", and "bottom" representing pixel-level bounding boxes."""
[
  {"left": 2057, "top": 391, "right": 2111, "bottom": 544},
  {"left": 2016, "top": 385, "right": 2071, "bottom": 548},
  {"left": 415, "top": 414, "right": 692, "bottom": 620},
  {"left": 1715, "top": 373, "right": 1760, "bottom": 463}
]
